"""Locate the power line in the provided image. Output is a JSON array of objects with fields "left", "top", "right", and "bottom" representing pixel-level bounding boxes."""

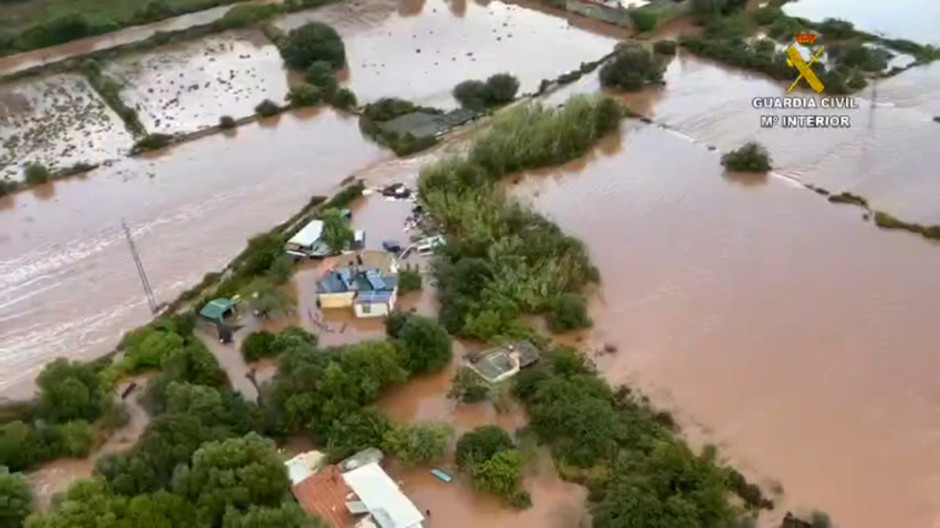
[{"left": 121, "top": 219, "right": 158, "bottom": 315}]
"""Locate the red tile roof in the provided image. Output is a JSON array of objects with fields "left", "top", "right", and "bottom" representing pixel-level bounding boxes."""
[{"left": 292, "top": 466, "right": 356, "bottom": 528}]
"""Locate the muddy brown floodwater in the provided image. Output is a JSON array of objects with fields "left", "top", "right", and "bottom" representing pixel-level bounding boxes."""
[
  {"left": 275, "top": 0, "right": 619, "bottom": 107},
  {"left": 0, "top": 0, "right": 286, "bottom": 77},
  {"left": 0, "top": 109, "right": 387, "bottom": 400}
]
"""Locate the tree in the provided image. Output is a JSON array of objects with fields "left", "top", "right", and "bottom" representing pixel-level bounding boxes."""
[
  {"left": 323, "top": 408, "right": 391, "bottom": 462},
  {"left": 241, "top": 233, "right": 283, "bottom": 277},
  {"left": 320, "top": 209, "right": 353, "bottom": 253},
  {"left": 164, "top": 382, "right": 227, "bottom": 425},
  {"left": 120, "top": 491, "right": 196, "bottom": 528},
  {"left": 0, "top": 467, "right": 33, "bottom": 528},
  {"left": 397, "top": 265, "right": 422, "bottom": 293},
  {"left": 629, "top": 9, "right": 658, "bottom": 32},
  {"left": 447, "top": 367, "right": 488, "bottom": 403},
  {"left": 222, "top": 503, "right": 329, "bottom": 528},
  {"left": 0, "top": 422, "right": 38, "bottom": 472},
  {"left": 162, "top": 343, "right": 228, "bottom": 388},
  {"left": 270, "top": 327, "right": 318, "bottom": 356},
  {"left": 384, "top": 310, "right": 412, "bottom": 338},
  {"left": 396, "top": 315, "right": 452, "bottom": 374},
  {"left": 255, "top": 99, "right": 281, "bottom": 118},
  {"left": 287, "top": 84, "right": 322, "bottom": 107},
  {"left": 653, "top": 40, "right": 677, "bottom": 56},
  {"left": 23, "top": 164, "right": 51, "bottom": 186},
  {"left": 125, "top": 330, "right": 185, "bottom": 370},
  {"left": 382, "top": 423, "right": 453, "bottom": 467},
  {"left": 241, "top": 331, "right": 276, "bottom": 362},
  {"left": 600, "top": 43, "right": 664, "bottom": 91},
  {"left": 304, "top": 61, "right": 336, "bottom": 91},
  {"left": 281, "top": 22, "right": 346, "bottom": 71},
  {"left": 484, "top": 73, "right": 519, "bottom": 105},
  {"left": 547, "top": 293, "right": 592, "bottom": 332},
  {"left": 455, "top": 426, "right": 514, "bottom": 472},
  {"left": 36, "top": 359, "right": 105, "bottom": 423},
  {"left": 172, "top": 433, "right": 290, "bottom": 525},
  {"left": 331, "top": 88, "right": 357, "bottom": 110},
  {"left": 472, "top": 449, "right": 523, "bottom": 496},
  {"left": 24, "top": 478, "right": 121, "bottom": 528},
  {"left": 244, "top": 279, "right": 293, "bottom": 319},
  {"left": 720, "top": 142, "right": 772, "bottom": 172},
  {"left": 453, "top": 80, "right": 489, "bottom": 110}
]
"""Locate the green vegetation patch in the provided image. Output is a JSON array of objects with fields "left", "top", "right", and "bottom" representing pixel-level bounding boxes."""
[
  {"left": 452, "top": 73, "right": 520, "bottom": 111},
  {"left": 827, "top": 191, "right": 868, "bottom": 208},
  {"left": 358, "top": 97, "right": 447, "bottom": 156},
  {"left": 721, "top": 141, "right": 772, "bottom": 172},
  {"left": 600, "top": 42, "right": 666, "bottom": 91},
  {"left": 421, "top": 95, "right": 619, "bottom": 340}
]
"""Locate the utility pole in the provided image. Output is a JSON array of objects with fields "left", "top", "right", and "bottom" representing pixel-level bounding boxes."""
[{"left": 121, "top": 219, "right": 158, "bottom": 315}]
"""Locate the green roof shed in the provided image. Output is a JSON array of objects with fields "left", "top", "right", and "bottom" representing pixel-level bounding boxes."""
[{"left": 199, "top": 298, "right": 236, "bottom": 325}]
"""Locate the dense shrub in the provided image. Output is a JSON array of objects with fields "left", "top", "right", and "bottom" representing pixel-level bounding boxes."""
[
  {"left": 241, "top": 331, "right": 276, "bottom": 362},
  {"left": 398, "top": 265, "right": 422, "bottom": 293},
  {"left": 396, "top": 316, "right": 452, "bottom": 374},
  {"left": 721, "top": 142, "right": 772, "bottom": 172},
  {"left": 454, "top": 426, "right": 527, "bottom": 506},
  {"left": 133, "top": 133, "right": 173, "bottom": 152},
  {"left": 281, "top": 22, "right": 346, "bottom": 70},
  {"left": 448, "top": 367, "right": 489, "bottom": 403},
  {"left": 816, "top": 17, "right": 856, "bottom": 39},
  {"left": 383, "top": 423, "right": 453, "bottom": 467},
  {"left": 319, "top": 208, "right": 353, "bottom": 253},
  {"left": 629, "top": 9, "right": 658, "bottom": 32},
  {"left": 287, "top": 83, "right": 322, "bottom": 107},
  {"left": 304, "top": 60, "right": 337, "bottom": 94},
  {"left": 219, "top": 115, "right": 237, "bottom": 129},
  {"left": 217, "top": 4, "right": 281, "bottom": 30},
  {"left": 599, "top": 43, "right": 664, "bottom": 91},
  {"left": 23, "top": 163, "right": 51, "bottom": 186},
  {"left": 455, "top": 426, "right": 515, "bottom": 472},
  {"left": 421, "top": 97, "right": 617, "bottom": 336},
  {"left": 0, "top": 179, "right": 18, "bottom": 196},
  {"left": 331, "top": 88, "right": 358, "bottom": 109},
  {"left": 255, "top": 99, "right": 281, "bottom": 118},
  {"left": 750, "top": 6, "right": 783, "bottom": 25},
  {"left": 653, "top": 39, "right": 677, "bottom": 55},
  {"left": 484, "top": 73, "right": 520, "bottom": 105},
  {"left": 767, "top": 16, "right": 803, "bottom": 40},
  {"left": 0, "top": 466, "right": 33, "bottom": 528},
  {"left": 547, "top": 294, "right": 592, "bottom": 332},
  {"left": 453, "top": 73, "right": 520, "bottom": 109}
]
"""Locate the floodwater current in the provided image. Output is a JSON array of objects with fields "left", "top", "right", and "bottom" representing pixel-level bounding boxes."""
[{"left": 2, "top": 0, "right": 940, "bottom": 527}]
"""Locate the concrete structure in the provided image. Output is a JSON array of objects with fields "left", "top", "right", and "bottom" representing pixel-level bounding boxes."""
[
  {"left": 342, "top": 463, "right": 424, "bottom": 528},
  {"left": 468, "top": 341, "right": 542, "bottom": 383},
  {"left": 285, "top": 450, "right": 327, "bottom": 486},
  {"left": 292, "top": 461, "right": 423, "bottom": 528},
  {"left": 339, "top": 448, "right": 385, "bottom": 473},
  {"left": 380, "top": 109, "right": 482, "bottom": 142},
  {"left": 286, "top": 219, "right": 332, "bottom": 258},
  {"left": 316, "top": 252, "right": 400, "bottom": 317}
]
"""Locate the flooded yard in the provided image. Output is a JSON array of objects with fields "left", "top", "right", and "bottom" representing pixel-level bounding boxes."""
[
  {"left": 106, "top": 28, "right": 290, "bottom": 135},
  {"left": 0, "top": 73, "right": 132, "bottom": 180},
  {"left": 275, "top": 0, "right": 620, "bottom": 107}
]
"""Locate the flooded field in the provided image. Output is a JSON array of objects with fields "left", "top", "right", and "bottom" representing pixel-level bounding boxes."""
[
  {"left": 275, "top": 0, "right": 620, "bottom": 107},
  {"left": 0, "top": 73, "right": 132, "bottom": 180},
  {"left": 0, "top": 109, "right": 387, "bottom": 400},
  {"left": 783, "top": 0, "right": 940, "bottom": 45},
  {"left": 0, "top": 1, "right": 284, "bottom": 77},
  {"left": 548, "top": 50, "right": 940, "bottom": 226},
  {"left": 107, "top": 28, "right": 290, "bottom": 135},
  {"left": 504, "top": 124, "right": 940, "bottom": 528}
]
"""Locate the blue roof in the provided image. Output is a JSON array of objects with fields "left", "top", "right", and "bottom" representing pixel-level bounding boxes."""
[
  {"left": 381, "top": 275, "right": 398, "bottom": 290},
  {"left": 317, "top": 271, "right": 350, "bottom": 294},
  {"left": 365, "top": 270, "right": 386, "bottom": 290},
  {"left": 356, "top": 290, "right": 393, "bottom": 304}
]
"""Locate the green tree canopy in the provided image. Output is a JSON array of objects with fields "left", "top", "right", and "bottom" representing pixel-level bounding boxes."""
[
  {"left": 320, "top": 208, "right": 353, "bottom": 253},
  {"left": 383, "top": 423, "right": 453, "bottom": 467},
  {"left": 455, "top": 426, "right": 514, "bottom": 472},
  {"left": 547, "top": 293, "right": 592, "bottom": 332},
  {"left": 172, "top": 433, "right": 290, "bottom": 525},
  {"left": 37, "top": 359, "right": 105, "bottom": 423},
  {"left": 471, "top": 449, "right": 523, "bottom": 496},
  {"left": 221, "top": 502, "right": 329, "bottom": 528},
  {"left": 162, "top": 342, "right": 228, "bottom": 388},
  {"left": 599, "top": 43, "right": 664, "bottom": 91},
  {"left": 0, "top": 466, "right": 33, "bottom": 528},
  {"left": 323, "top": 409, "right": 391, "bottom": 462},
  {"left": 396, "top": 315, "right": 453, "bottom": 374},
  {"left": 281, "top": 22, "right": 346, "bottom": 71},
  {"left": 241, "top": 331, "right": 276, "bottom": 363},
  {"left": 484, "top": 73, "right": 520, "bottom": 104}
]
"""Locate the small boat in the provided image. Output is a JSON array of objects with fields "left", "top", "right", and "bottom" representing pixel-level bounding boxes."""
[{"left": 430, "top": 468, "right": 452, "bottom": 483}]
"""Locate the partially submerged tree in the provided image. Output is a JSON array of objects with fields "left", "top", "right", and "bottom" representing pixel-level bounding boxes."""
[
  {"left": 320, "top": 208, "right": 353, "bottom": 254},
  {"left": 281, "top": 22, "right": 346, "bottom": 71},
  {"left": 447, "top": 367, "right": 489, "bottom": 403},
  {"left": 0, "top": 467, "right": 33, "bottom": 528},
  {"left": 721, "top": 141, "right": 772, "bottom": 172},
  {"left": 396, "top": 315, "right": 453, "bottom": 374},
  {"left": 383, "top": 423, "right": 453, "bottom": 467},
  {"left": 600, "top": 43, "right": 664, "bottom": 91}
]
